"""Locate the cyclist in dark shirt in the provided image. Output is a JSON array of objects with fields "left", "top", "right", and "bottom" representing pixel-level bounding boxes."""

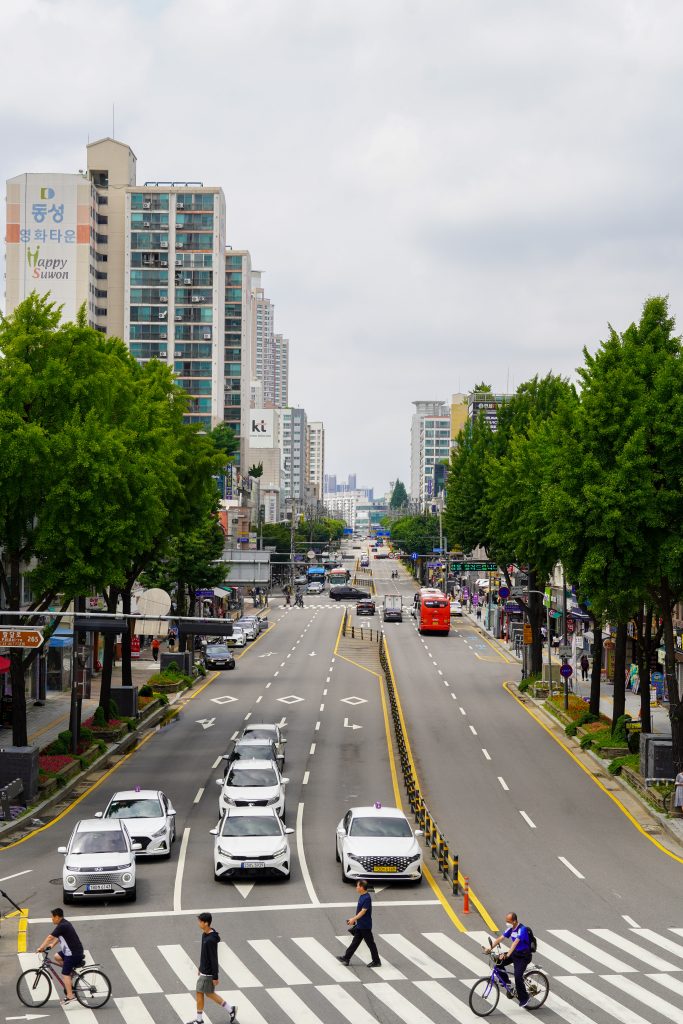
[
  {"left": 36, "top": 907, "right": 85, "bottom": 1004},
  {"left": 484, "top": 911, "right": 532, "bottom": 1007}
]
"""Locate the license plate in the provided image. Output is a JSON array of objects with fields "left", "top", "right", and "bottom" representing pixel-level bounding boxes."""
[
  {"left": 85, "top": 884, "right": 114, "bottom": 891},
  {"left": 373, "top": 865, "right": 397, "bottom": 872},
  {"left": 242, "top": 861, "right": 265, "bottom": 869}
]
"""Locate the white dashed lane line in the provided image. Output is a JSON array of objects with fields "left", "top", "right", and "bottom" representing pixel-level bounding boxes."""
[
  {"left": 498, "top": 777, "right": 509, "bottom": 791},
  {"left": 482, "top": 749, "right": 491, "bottom": 760},
  {"left": 256, "top": 695, "right": 262, "bottom": 703},
  {"left": 469, "top": 725, "right": 477, "bottom": 736},
  {"left": 450, "top": 693, "right": 457, "bottom": 700},
  {"left": 459, "top": 707, "right": 466, "bottom": 716},
  {"left": 193, "top": 787, "right": 204, "bottom": 804},
  {"left": 303, "top": 771, "right": 310, "bottom": 785},
  {"left": 310, "top": 743, "right": 316, "bottom": 755},
  {"left": 315, "top": 721, "right": 321, "bottom": 731},
  {"left": 520, "top": 811, "right": 536, "bottom": 829},
  {"left": 244, "top": 712, "right": 251, "bottom": 721},
  {"left": 558, "top": 855, "right": 584, "bottom": 879}
]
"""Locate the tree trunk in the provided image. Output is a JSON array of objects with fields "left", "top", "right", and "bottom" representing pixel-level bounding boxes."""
[
  {"left": 636, "top": 605, "right": 652, "bottom": 734},
  {"left": 98, "top": 586, "right": 119, "bottom": 721},
  {"left": 589, "top": 616, "right": 603, "bottom": 718},
  {"left": 612, "top": 621, "right": 628, "bottom": 726},
  {"left": 660, "top": 577, "right": 683, "bottom": 774},
  {"left": 121, "top": 586, "right": 132, "bottom": 687},
  {"left": 10, "top": 648, "right": 28, "bottom": 747}
]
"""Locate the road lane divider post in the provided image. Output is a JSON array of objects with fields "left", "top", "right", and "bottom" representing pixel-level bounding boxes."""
[
  {"left": 451, "top": 853, "right": 459, "bottom": 894},
  {"left": 463, "top": 875, "right": 470, "bottom": 913}
]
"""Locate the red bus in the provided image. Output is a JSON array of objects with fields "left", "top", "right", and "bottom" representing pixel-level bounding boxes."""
[{"left": 418, "top": 588, "right": 450, "bottom": 635}]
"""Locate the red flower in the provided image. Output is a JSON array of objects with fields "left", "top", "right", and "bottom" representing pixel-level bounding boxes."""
[{"left": 38, "top": 754, "right": 76, "bottom": 774}]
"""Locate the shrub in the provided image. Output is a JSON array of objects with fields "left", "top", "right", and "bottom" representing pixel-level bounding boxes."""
[
  {"left": 608, "top": 753, "right": 640, "bottom": 775},
  {"left": 80, "top": 727, "right": 93, "bottom": 744},
  {"left": 120, "top": 716, "right": 136, "bottom": 732},
  {"left": 565, "top": 722, "right": 578, "bottom": 737},
  {"left": 577, "top": 710, "right": 598, "bottom": 727},
  {"left": 109, "top": 699, "right": 119, "bottom": 719},
  {"left": 165, "top": 660, "right": 182, "bottom": 674},
  {"left": 152, "top": 691, "right": 169, "bottom": 705},
  {"left": 612, "top": 714, "right": 631, "bottom": 744},
  {"left": 139, "top": 684, "right": 153, "bottom": 697},
  {"left": 45, "top": 738, "right": 67, "bottom": 755},
  {"left": 93, "top": 706, "right": 106, "bottom": 727},
  {"left": 58, "top": 729, "right": 73, "bottom": 748},
  {"left": 580, "top": 734, "right": 594, "bottom": 749}
]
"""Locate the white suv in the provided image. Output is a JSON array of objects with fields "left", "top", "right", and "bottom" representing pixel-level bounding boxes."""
[
  {"left": 217, "top": 759, "right": 288, "bottom": 818},
  {"left": 59, "top": 818, "right": 140, "bottom": 903}
]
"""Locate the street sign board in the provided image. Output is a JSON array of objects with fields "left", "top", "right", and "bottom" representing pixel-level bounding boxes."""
[
  {"left": 560, "top": 663, "right": 573, "bottom": 678},
  {"left": 411, "top": 553, "right": 418, "bottom": 561},
  {"left": 0, "top": 628, "right": 44, "bottom": 649},
  {"left": 450, "top": 561, "right": 498, "bottom": 572},
  {"left": 523, "top": 624, "right": 533, "bottom": 644},
  {"left": 559, "top": 645, "right": 572, "bottom": 657},
  {"left": 498, "top": 585, "right": 510, "bottom": 599}
]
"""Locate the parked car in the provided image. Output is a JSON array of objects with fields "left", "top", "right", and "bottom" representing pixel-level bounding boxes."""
[
  {"left": 234, "top": 617, "right": 259, "bottom": 640},
  {"left": 210, "top": 806, "right": 294, "bottom": 880},
  {"left": 217, "top": 760, "right": 288, "bottom": 818},
  {"left": 203, "top": 643, "right": 236, "bottom": 669},
  {"left": 356, "top": 599, "right": 376, "bottom": 616},
  {"left": 225, "top": 628, "right": 247, "bottom": 648},
  {"left": 294, "top": 574, "right": 308, "bottom": 586},
  {"left": 59, "top": 818, "right": 140, "bottom": 903},
  {"left": 96, "top": 789, "right": 176, "bottom": 858},
  {"left": 329, "top": 585, "right": 371, "bottom": 601},
  {"left": 335, "top": 804, "right": 423, "bottom": 884}
]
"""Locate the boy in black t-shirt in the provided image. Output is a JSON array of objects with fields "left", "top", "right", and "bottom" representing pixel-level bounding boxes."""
[
  {"left": 186, "top": 913, "right": 237, "bottom": 1024},
  {"left": 36, "top": 907, "right": 85, "bottom": 1004}
]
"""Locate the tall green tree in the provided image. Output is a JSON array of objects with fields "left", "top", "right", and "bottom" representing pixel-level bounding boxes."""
[{"left": 390, "top": 480, "right": 408, "bottom": 509}]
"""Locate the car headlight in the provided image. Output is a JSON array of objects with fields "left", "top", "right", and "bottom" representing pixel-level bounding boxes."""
[
  {"left": 225, "top": 795, "right": 237, "bottom": 805},
  {"left": 66, "top": 875, "right": 76, "bottom": 886},
  {"left": 121, "top": 872, "right": 133, "bottom": 884},
  {"left": 151, "top": 826, "right": 167, "bottom": 838},
  {"left": 217, "top": 846, "right": 234, "bottom": 858},
  {"left": 272, "top": 845, "right": 287, "bottom": 858},
  {"left": 406, "top": 853, "right": 421, "bottom": 864},
  {"left": 266, "top": 795, "right": 279, "bottom": 805},
  {"left": 346, "top": 850, "right": 362, "bottom": 862}
]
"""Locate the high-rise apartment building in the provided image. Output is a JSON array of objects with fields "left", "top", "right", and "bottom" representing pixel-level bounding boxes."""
[
  {"left": 250, "top": 272, "right": 289, "bottom": 408},
  {"left": 410, "top": 400, "right": 451, "bottom": 508},
  {"left": 224, "top": 250, "right": 253, "bottom": 465},
  {"left": 273, "top": 333, "right": 289, "bottom": 408},
  {"left": 279, "top": 407, "right": 307, "bottom": 505},
  {"left": 324, "top": 473, "right": 337, "bottom": 494},
  {"left": 306, "top": 421, "right": 325, "bottom": 501}
]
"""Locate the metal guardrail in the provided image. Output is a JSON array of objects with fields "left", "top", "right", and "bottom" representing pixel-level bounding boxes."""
[{"left": 378, "top": 633, "right": 462, "bottom": 898}]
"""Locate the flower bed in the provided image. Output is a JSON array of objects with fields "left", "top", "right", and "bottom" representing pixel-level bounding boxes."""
[
  {"left": 138, "top": 697, "right": 163, "bottom": 721},
  {"left": 38, "top": 754, "right": 81, "bottom": 786},
  {"left": 82, "top": 715, "right": 128, "bottom": 743}
]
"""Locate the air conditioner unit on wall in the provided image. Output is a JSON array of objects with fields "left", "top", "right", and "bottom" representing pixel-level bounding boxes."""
[
  {"left": 160, "top": 259, "right": 168, "bottom": 266},
  {"left": 160, "top": 240, "right": 168, "bottom": 248},
  {"left": 142, "top": 200, "right": 151, "bottom": 209},
  {"left": 203, "top": 332, "right": 211, "bottom": 340}
]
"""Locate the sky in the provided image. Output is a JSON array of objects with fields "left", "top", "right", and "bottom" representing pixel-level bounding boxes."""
[{"left": 3, "top": 0, "right": 683, "bottom": 495}]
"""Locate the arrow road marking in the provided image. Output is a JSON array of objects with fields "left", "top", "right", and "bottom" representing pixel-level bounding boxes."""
[
  {"left": 344, "top": 718, "right": 363, "bottom": 730},
  {"left": 211, "top": 695, "right": 238, "bottom": 705},
  {"left": 308, "top": 651, "right": 317, "bottom": 657},
  {"left": 278, "top": 716, "right": 288, "bottom": 728},
  {"left": 258, "top": 652, "right": 276, "bottom": 658},
  {"left": 196, "top": 718, "right": 216, "bottom": 730},
  {"left": 233, "top": 881, "right": 255, "bottom": 899}
]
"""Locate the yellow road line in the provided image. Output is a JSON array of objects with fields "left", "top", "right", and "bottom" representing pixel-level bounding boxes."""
[
  {"left": 17, "top": 907, "right": 28, "bottom": 952},
  {"left": 504, "top": 681, "right": 683, "bottom": 865}
]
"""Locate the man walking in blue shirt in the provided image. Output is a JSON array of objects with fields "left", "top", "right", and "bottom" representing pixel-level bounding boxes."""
[
  {"left": 484, "top": 912, "right": 533, "bottom": 1006},
  {"left": 336, "top": 880, "right": 381, "bottom": 968}
]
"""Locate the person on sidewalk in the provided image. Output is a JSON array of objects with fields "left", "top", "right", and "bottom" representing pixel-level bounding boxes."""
[
  {"left": 674, "top": 770, "right": 683, "bottom": 815},
  {"left": 151, "top": 638, "right": 160, "bottom": 662},
  {"left": 337, "top": 879, "right": 381, "bottom": 968},
  {"left": 186, "top": 913, "right": 236, "bottom": 1024},
  {"left": 580, "top": 654, "right": 590, "bottom": 681},
  {"left": 483, "top": 912, "right": 533, "bottom": 1007}
]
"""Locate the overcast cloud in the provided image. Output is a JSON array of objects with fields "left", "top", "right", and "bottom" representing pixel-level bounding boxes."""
[{"left": 3, "top": 0, "right": 683, "bottom": 494}]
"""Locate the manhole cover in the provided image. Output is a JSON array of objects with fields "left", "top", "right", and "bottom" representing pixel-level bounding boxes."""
[{"left": 49, "top": 878, "right": 62, "bottom": 885}]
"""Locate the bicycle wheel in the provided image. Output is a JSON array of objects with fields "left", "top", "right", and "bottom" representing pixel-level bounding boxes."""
[
  {"left": 524, "top": 969, "right": 550, "bottom": 1009},
  {"left": 16, "top": 969, "right": 52, "bottom": 1007},
  {"left": 468, "top": 976, "right": 500, "bottom": 1016},
  {"left": 74, "top": 968, "right": 112, "bottom": 1008}
]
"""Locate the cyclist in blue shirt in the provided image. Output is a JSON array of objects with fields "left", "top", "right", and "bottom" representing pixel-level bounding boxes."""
[{"left": 484, "top": 912, "right": 532, "bottom": 1007}]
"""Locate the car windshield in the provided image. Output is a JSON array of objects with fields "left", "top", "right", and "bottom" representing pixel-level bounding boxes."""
[
  {"left": 71, "top": 830, "right": 127, "bottom": 853},
  {"left": 106, "top": 798, "right": 163, "bottom": 819},
  {"left": 227, "top": 768, "right": 277, "bottom": 788},
  {"left": 206, "top": 646, "right": 230, "bottom": 656},
  {"left": 349, "top": 816, "right": 413, "bottom": 838},
  {"left": 234, "top": 743, "right": 273, "bottom": 760},
  {"left": 244, "top": 728, "right": 276, "bottom": 741},
  {"left": 221, "top": 816, "right": 282, "bottom": 837}
]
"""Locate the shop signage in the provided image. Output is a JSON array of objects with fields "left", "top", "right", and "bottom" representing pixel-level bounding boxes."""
[{"left": 450, "top": 561, "right": 498, "bottom": 572}]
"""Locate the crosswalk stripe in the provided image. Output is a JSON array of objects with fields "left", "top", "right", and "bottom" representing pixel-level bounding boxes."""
[
  {"left": 112, "top": 946, "right": 162, "bottom": 993},
  {"left": 603, "top": 973, "right": 683, "bottom": 1022},
  {"left": 466, "top": 928, "right": 592, "bottom": 975},
  {"left": 549, "top": 930, "right": 637, "bottom": 972},
  {"left": 589, "top": 928, "right": 680, "bottom": 971},
  {"left": 159, "top": 944, "right": 198, "bottom": 989},
  {"left": 555, "top": 975, "right": 652, "bottom": 1024},
  {"left": 216, "top": 991, "right": 268, "bottom": 1024},
  {"left": 217, "top": 944, "right": 262, "bottom": 988},
  {"left": 167, "top": 992, "right": 217, "bottom": 1022},
  {"left": 414, "top": 979, "right": 477, "bottom": 1022},
  {"left": 114, "top": 995, "right": 156, "bottom": 1023},
  {"left": 460, "top": 980, "right": 531, "bottom": 1021},
  {"left": 318, "top": 982, "right": 384, "bottom": 1024},
  {"left": 365, "top": 981, "right": 440, "bottom": 1023},
  {"left": 383, "top": 933, "right": 453, "bottom": 978},
  {"left": 543, "top": 990, "right": 601, "bottom": 1024},
  {"left": 268, "top": 986, "right": 326, "bottom": 1024},
  {"left": 335, "top": 934, "right": 405, "bottom": 981},
  {"left": 634, "top": 928, "right": 683, "bottom": 959},
  {"left": 63, "top": 1001, "right": 97, "bottom": 1022},
  {"left": 424, "top": 930, "right": 491, "bottom": 974},
  {"left": 249, "top": 938, "right": 310, "bottom": 985},
  {"left": 648, "top": 972, "right": 683, "bottom": 997},
  {"left": 293, "top": 936, "right": 360, "bottom": 982}
]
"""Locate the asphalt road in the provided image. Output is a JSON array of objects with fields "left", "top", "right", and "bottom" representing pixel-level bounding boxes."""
[{"left": 0, "top": 547, "right": 681, "bottom": 1024}]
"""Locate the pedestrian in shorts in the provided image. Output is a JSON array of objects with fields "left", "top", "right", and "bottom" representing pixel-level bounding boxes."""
[{"left": 186, "top": 913, "right": 237, "bottom": 1024}]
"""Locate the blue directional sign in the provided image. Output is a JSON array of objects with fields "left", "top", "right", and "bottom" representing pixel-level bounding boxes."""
[
  {"left": 560, "top": 663, "right": 573, "bottom": 679},
  {"left": 411, "top": 552, "right": 418, "bottom": 561}
]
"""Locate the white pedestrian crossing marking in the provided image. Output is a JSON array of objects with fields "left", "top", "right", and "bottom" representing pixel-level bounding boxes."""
[
  {"left": 159, "top": 944, "right": 197, "bottom": 988},
  {"left": 63, "top": 1001, "right": 97, "bottom": 1022},
  {"left": 424, "top": 930, "right": 490, "bottom": 974},
  {"left": 115, "top": 995, "right": 156, "bottom": 1023},
  {"left": 556, "top": 975, "right": 652, "bottom": 1024},
  {"left": 366, "top": 981, "right": 439, "bottom": 1023},
  {"left": 549, "top": 930, "right": 637, "bottom": 972},
  {"left": 604, "top": 973, "right": 683, "bottom": 1022},
  {"left": 249, "top": 938, "right": 310, "bottom": 985},
  {"left": 543, "top": 990, "right": 601, "bottom": 1024},
  {"left": 293, "top": 936, "right": 360, "bottom": 981},
  {"left": 218, "top": 943, "right": 262, "bottom": 988},
  {"left": 268, "top": 986, "right": 326, "bottom": 1024},
  {"left": 649, "top": 972, "right": 683, "bottom": 997},
  {"left": 633, "top": 927, "right": 683, "bottom": 959},
  {"left": 589, "top": 928, "right": 679, "bottom": 971},
  {"left": 383, "top": 933, "right": 453, "bottom": 978},
  {"left": 335, "top": 935, "right": 406, "bottom": 981},
  {"left": 414, "top": 979, "right": 477, "bottom": 1023},
  {"left": 167, "top": 992, "right": 216, "bottom": 1022},
  {"left": 112, "top": 946, "right": 162, "bottom": 994},
  {"left": 318, "top": 983, "right": 383, "bottom": 1024},
  {"left": 460, "top": 979, "right": 530, "bottom": 1021}
]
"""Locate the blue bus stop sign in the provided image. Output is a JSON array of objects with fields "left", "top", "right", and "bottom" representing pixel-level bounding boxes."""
[
  {"left": 498, "top": 585, "right": 510, "bottom": 599},
  {"left": 560, "top": 663, "right": 573, "bottom": 679}
]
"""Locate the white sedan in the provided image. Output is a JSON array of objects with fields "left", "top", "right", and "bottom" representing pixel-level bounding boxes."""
[
  {"left": 225, "top": 627, "right": 247, "bottom": 648},
  {"left": 210, "top": 806, "right": 294, "bottom": 880},
  {"left": 336, "top": 804, "right": 423, "bottom": 883},
  {"left": 96, "top": 789, "right": 176, "bottom": 858},
  {"left": 217, "top": 759, "right": 288, "bottom": 818},
  {"left": 450, "top": 599, "right": 463, "bottom": 616},
  {"left": 306, "top": 581, "right": 324, "bottom": 594}
]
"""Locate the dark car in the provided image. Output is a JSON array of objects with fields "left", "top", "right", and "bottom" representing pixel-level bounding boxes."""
[
  {"left": 222, "top": 737, "right": 284, "bottom": 775},
  {"left": 356, "top": 599, "right": 376, "bottom": 616},
  {"left": 329, "top": 585, "right": 371, "bottom": 601},
  {"left": 203, "top": 643, "right": 236, "bottom": 670}
]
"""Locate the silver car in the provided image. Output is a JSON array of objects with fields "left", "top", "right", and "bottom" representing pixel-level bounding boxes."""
[{"left": 59, "top": 818, "right": 140, "bottom": 903}]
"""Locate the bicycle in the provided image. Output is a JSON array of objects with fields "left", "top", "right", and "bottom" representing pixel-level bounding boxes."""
[
  {"left": 468, "top": 941, "right": 549, "bottom": 1016},
  {"left": 17, "top": 951, "right": 111, "bottom": 1008}
]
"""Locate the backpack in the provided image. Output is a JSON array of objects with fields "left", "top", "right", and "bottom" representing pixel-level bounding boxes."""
[{"left": 525, "top": 926, "right": 537, "bottom": 954}]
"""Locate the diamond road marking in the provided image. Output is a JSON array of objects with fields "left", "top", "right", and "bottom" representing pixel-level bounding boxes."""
[
  {"left": 211, "top": 695, "right": 238, "bottom": 705},
  {"left": 341, "top": 696, "right": 368, "bottom": 706},
  {"left": 277, "top": 695, "right": 304, "bottom": 705}
]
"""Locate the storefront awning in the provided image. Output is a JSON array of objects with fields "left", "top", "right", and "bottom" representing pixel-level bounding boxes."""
[
  {"left": 213, "top": 587, "right": 230, "bottom": 598},
  {"left": 569, "top": 608, "right": 590, "bottom": 621}
]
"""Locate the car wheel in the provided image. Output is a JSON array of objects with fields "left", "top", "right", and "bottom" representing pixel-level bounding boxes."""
[
  {"left": 126, "top": 884, "right": 137, "bottom": 902},
  {"left": 62, "top": 890, "right": 73, "bottom": 905},
  {"left": 335, "top": 842, "right": 340, "bottom": 863},
  {"left": 228, "top": 663, "right": 236, "bottom": 670}
]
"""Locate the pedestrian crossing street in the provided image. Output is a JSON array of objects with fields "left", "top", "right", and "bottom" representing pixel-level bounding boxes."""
[{"left": 16, "top": 925, "right": 683, "bottom": 1023}]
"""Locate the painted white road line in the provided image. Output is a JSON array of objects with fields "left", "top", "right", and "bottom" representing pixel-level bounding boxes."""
[
  {"left": 293, "top": 937, "right": 360, "bottom": 982},
  {"left": 383, "top": 934, "right": 453, "bottom": 978},
  {"left": 296, "top": 802, "right": 319, "bottom": 905},
  {"left": 159, "top": 943, "right": 197, "bottom": 987},
  {"left": 323, "top": 688, "right": 328, "bottom": 695},
  {"left": 444, "top": 680, "right": 449, "bottom": 686},
  {"left": 193, "top": 787, "right": 204, "bottom": 804},
  {"left": 320, "top": 703, "right": 325, "bottom": 711},
  {"left": 310, "top": 743, "right": 316, "bottom": 755},
  {"left": 423, "top": 932, "right": 488, "bottom": 974},
  {"left": 415, "top": 980, "right": 477, "bottom": 1023},
  {"left": 268, "top": 986, "right": 325, "bottom": 1024},
  {"left": 287, "top": 653, "right": 291, "bottom": 658},
  {"left": 437, "top": 669, "right": 443, "bottom": 676},
  {"left": 498, "top": 777, "right": 509, "bottom": 791},
  {"left": 231, "top": 731, "right": 239, "bottom": 741},
  {"left": 250, "top": 938, "right": 310, "bottom": 984},
  {"left": 256, "top": 695, "right": 262, "bottom": 703},
  {"left": 589, "top": 929, "right": 678, "bottom": 970},
  {"left": 315, "top": 721, "right": 321, "bottom": 731},
  {"left": 334, "top": 937, "right": 406, "bottom": 981},
  {"left": 451, "top": 693, "right": 457, "bottom": 700},
  {"left": 466, "top": 929, "right": 591, "bottom": 975},
  {"left": 281, "top": 662, "right": 286, "bottom": 667},
  {"left": 212, "top": 755, "right": 223, "bottom": 769},
  {"left": 549, "top": 931, "right": 636, "bottom": 972},
  {"left": 543, "top": 991, "right": 602, "bottom": 1024},
  {"left": 623, "top": 916, "right": 640, "bottom": 928},
  {"left": 365, "top": 982, "right": 439, "bottom": 1024},
  {"left": 482, "top": 749, "right": 491, "bottom": 760},
  {"left": 303, "top": 771, "right": 310, "bottom": 785},
  {"left": 519, "top": 811, "right": 536, "bottom": 829},
  {"left": 469, "top": 725, "right": 478, "bottom": 736},
  {"left": 604, "top": 974, "right": 682, "bottom": 1022},
  {"left": 459, "top": 706, "right": 466, "bottom": 715},
  {"left": 112, "top": 948, "right": 162, "bottom": 994},
  {"left": 318, "top": 983, "right": 382, "bottom": 1024},
  {"left": 633, "top": 928, "right": 683, "bottom": 958},
  {"left": 115, "top": 995, "right": 156, "bottom": 1023},
  {"left": 266, "top": 682, "right": 272, "bottom": 688},
  {"left": 0, "top": 869, "right": 32, "bottom": 882},
  {"left": 649, "top": 973, "right": 683, "bottom": 997},
  {"left": 172, "top": 828, "right": 190, "bottom": 912},
  {"left": 217, "top": 943, "right": 262, "bottom": 987},
  {"left": 558, "top": 856, "right": 584, "bottom": 879},
  {"left": 244, "top": 712, "right": 252, "bottom": 720}
]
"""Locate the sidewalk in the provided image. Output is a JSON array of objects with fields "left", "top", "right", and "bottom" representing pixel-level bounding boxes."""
[{"left": 463, "top": 608, "right": 672, "bottom": 735}]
